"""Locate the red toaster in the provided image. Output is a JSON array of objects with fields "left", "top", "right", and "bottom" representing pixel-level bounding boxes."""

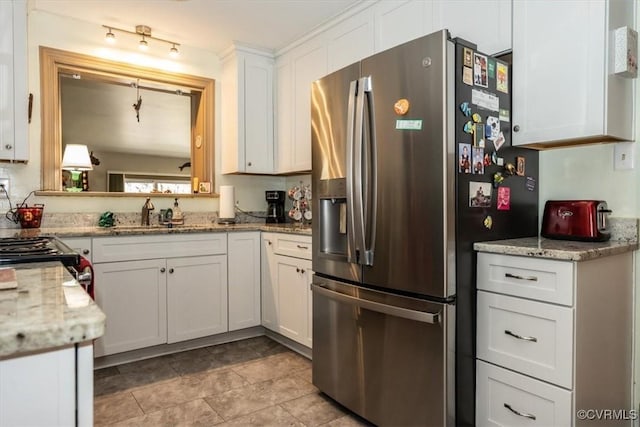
[{"left": 541, "top": 200, "right": 611, "bottom": 242}]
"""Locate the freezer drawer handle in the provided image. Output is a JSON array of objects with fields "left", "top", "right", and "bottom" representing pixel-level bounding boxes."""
[
  {"left": 504, "top": 403, "right": 536, "bottom": 420},
  {"left": 313, "top": 283, "right": 440, "bottom": 324},
  {"left": 296, "top": 245, "right": 309, "bottom": 250},
  {"left": 504, "top": 329, "right": 538, "bottom": 342},
  {"left": 505, "top": 272, "right": 538, "bottom": 282}
]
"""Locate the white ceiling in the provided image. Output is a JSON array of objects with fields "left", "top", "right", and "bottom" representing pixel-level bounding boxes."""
[{"left": 31, "top": 0, "right": 363, "bottom": 54}]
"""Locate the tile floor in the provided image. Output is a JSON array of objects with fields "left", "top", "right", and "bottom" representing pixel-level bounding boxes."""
[{"left": 94, "top": 336, "right": 371, "bottom": 426}]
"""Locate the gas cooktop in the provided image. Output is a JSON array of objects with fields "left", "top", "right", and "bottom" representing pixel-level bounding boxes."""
[{"left": 0, "top": 236, "right": 80, "bottom": 266}]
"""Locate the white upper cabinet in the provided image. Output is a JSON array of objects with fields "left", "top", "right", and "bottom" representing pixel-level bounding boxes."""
[
  {"left": 0, "top": 0, "right": 28, "bottom": 162},
  {"left": 432, "top": 0, "right": 511, "bottom": 55},
  {"left": 222, "top": 45, "right": 275, "bottom": 174},
  {"left": 511, "top": 0, "right": 636, "bottom": 148},
  {"left": 373, "top": 0, "right": 435, "bottom": 53},
  {"left": 326, "top": 11, "right": 375, "bottom": 73}
]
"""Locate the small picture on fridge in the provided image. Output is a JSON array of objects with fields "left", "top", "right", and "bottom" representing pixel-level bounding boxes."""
[
  {"left": 497, "top": 186, "right": 511, "bottom": 210},
  {"left": 496, "top": 62, "right": 509, "bottom": 93},
  {"left": 458, "top": 143, "right": 471, "bottom": 174},
  {"left": 472, "top": 147, "right": 484, "bottom": 175},
  {"left": 463, "top": 47, "right": 473, "bottom": 67},
  {"left": 473, "top": 53, "right": 488, "bottom": 88},
  {"left": 486, "top": 116, "right": 500, "bottom": 141},
  {"left": 469, "top": 181, "right": 491, "bottom": 208}
]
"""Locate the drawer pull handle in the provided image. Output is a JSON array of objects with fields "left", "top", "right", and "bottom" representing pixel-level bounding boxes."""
[
  {"left": 296, "top": 245, "right": 309, "bottom": 250},
  {"left": 504, "top": 403, "right": 536, "bottom": 420},
  {"left": 505, "top": 272, "right": 538, "bottom": 281},
  {"left": 505, "top": 329, "right": 538, "bottom": 342}
]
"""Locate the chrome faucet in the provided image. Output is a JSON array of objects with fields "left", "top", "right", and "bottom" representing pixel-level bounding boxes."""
[{"left": 141, "top": 197, "right": 155, "bottom": 225}]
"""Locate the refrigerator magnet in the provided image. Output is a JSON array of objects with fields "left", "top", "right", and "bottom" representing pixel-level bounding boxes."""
[
  {"left": 492, "top": 172, "right": 504, "bottom": 188},
  {"left": 499, "top": 108, "right": 510, "bottom": 122},
  {"left": 483, "top": 215, "right": 493, "bottom": 230},
  {"left": 463, "top": 121, "right": 474, "bottom": 134},
  {"left": 462, "top": 67, "right": 473, "bottom": 86},
  {"left": 516, "top": 156, "right": 525, "bottom": 176},
  {"left": 486, "top": 116, "right": 500, "bottom": 140},
  {"left": 493, "top": 132, "right": 506, "bottom": 151},
  {"left": 472, "top": 147, "right": 484, "bottom": 174},
  {"left": 497, "top": 186, "right": 511, "bottom": 211},
  {"left": 472, "top": 113, "right": 482, "bottom": 123},
  {"left": 473, "top": 53, "right": 488, "bottom": 88},
  {"left": 469, "top": 181, "right": 491, "bottom": 208},
  {"left": 463, "top": 47, "right": 473, "bottom": 67},
  {"left": 474, "top": 123, "right": 485, "bottom": 147},
  {"left": 497, "top": 62, "right": 509, "bottom": 94},
  {"left": 525, "top": 176, "right": 536, "bottom": 191},
  {"left": 488, "top": 59, "right": 496, "bottom": 79},
  {"left": 483, "top": 153, "right": 491, "bottom": 166},
  {"left": 394, "top": 98, "right": 410, "bottom": 116},
  {"left": 459, "top": 143, "right": 472, "bottom": 174},
  {"left": 459, "top": 102, "right": 472, "bottom": 117}
]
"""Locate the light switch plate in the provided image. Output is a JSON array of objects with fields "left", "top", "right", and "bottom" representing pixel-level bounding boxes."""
[{"left": 614, "top": 142, "right": 635, "bottom": 170}]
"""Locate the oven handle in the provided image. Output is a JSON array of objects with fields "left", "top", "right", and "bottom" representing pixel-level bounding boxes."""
[{"left": 312, "top": 283, "right": 440, "bottom": 324}]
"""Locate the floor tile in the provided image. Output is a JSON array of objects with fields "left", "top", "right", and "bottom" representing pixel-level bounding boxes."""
[
  {"left": 94, "top": 391, "right": 143, "bottom": 425},
  {"left": 216, "top": 405, "right": 304, "bottom": 427},
  {"left": 244, "top": 336, "right": 289, "bottom": 357},
  {"left": 321, "top": 414, "right": 373, "bottom": 426},
  {"left": 232, "top": 352, "right": 311, "bottom": 384},
  {"left": 108, "top": 398, "right": 224, "bottom": 427},
  {"left": 295, "top": 366, "right": 313, "bottom": 384},
  {"left": 280, "top": 392, "right": 346, "bottom": 426},
  {"left": 205, "top": 374, "right": 316, "bottom": 420},
  {"left": 133, "top": 368, "right": 248, "bottom": 413},
  {"left": 94, "top": 359, "right": 178, "bottom": 396}
]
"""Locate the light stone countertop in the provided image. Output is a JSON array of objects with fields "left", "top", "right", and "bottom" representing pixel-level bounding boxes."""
[
  {"left": 0, "top": 262, "right": 106, "bottom": 358},
  {"left": 474, "top": 237, "right": 638, "bottom": 261},
  {"left": 0, "top": 223, "right": 312, "bottom": 239}
]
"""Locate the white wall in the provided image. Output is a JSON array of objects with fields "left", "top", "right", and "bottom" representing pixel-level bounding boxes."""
[{"left": 2, "top": 8, "right": 285, "bottom": 220}]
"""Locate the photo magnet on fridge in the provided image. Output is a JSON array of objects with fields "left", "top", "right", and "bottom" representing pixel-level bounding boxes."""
[
  {"left": 497, "top": 62, "right": 509, "bottom": 93},
  {"left": 497, "top": 186, "right": 511, "bottom": 211},
  {"left": 486, "top": 116, "right": 500, "bottom": 140},
  {"left": 516, "top": 157, "right": 526, "bottom": 176},
  {"left": 473, "top": 53, "right": 488, "bottom": 88},
  {"left": 463, "top": 47, "right": 473, "bottom": 67},
  {"left": 458, "top": 143, "right": 471, "bottom": 174},
  {"left": 488, "top": 59, "right": 496, "bottom": 79},
  {"left": 462, "top": 67, "right": 473, "bottom": 86},
  {"left": 472, "top": 147, "right": 484, "bottom": 174},
  {"left": 469, "top": 181, "right": 491, "bottom": 208},
  {"left": 474, "top": 124, "right": 485, "bottom": 147}
]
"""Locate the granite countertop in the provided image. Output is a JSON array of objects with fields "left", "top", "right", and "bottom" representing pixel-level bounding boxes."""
[
  {"left": 0, "top": 223, "right": 312, "bottom": 239},
  {"left": 0, "top": 262, "right": 106, "bottom": 358},
  {"left": 474, "top": 237, "right": 638, "bottom": 261}
]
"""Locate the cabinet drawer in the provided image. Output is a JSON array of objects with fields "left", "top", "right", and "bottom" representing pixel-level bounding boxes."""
[
  {"left": 477, "top": 291, "right": 573, "bottom": 388},
  {"left": 272, "top": 234, "right": 312, "bottom": 260},
  {"left": 477, "top": 253, "right": 574, "bottom": 305},
  {"left": 93, "top": 233, "right": 227, "bottom": 263},
  {"left": 476, "top": 360, "right": 572, "bottom": 427}
]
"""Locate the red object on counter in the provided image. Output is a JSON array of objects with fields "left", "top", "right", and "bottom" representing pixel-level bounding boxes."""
[{"left": 76, "top": 256, "right": 94, "bottom": 299}]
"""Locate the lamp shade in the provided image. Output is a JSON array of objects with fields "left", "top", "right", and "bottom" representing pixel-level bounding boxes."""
[{"left": 61, "top": 144, "right": 93, "bottom": 171}]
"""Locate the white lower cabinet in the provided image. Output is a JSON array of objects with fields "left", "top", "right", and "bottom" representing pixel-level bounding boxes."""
[
  {"left": 93, "top": 233, "right": 228, "bottom": 357},
  {"left": 261, "top": 232, "right": 313, "bottom": 348},
  {"left": 476, "top": 360, "right": 572, "bottom": 427},
  {"left": 167, "top": 255, "right": 227, "bottom": 343},
  {"left": 228, "top": 232, "right": 261, "bottom": 331},
  {"left": 476, "top": 251, "right": 633, "bottom": 426}
]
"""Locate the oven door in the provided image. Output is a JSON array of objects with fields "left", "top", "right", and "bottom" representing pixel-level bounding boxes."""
[{"left": 311, "top": 277, "right": 455, "bottom": 426}]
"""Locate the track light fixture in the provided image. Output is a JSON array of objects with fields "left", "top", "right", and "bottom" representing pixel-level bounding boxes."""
[{"left": 101, "top": 24, "right": 180, "bottom": 57}]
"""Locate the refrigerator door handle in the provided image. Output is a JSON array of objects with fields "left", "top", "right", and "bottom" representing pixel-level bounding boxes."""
[
  {"left": 312, "top": 283, "right": 441, "bottom": 324},
  {"left": 361, "top": 76, "right": 377, "bottom": 266},
  {"left": 353, "top": 78, "right": 366, "bottom": 264},
  {"left": 346, "top": 79, "right": 359, "bottom": 264}
]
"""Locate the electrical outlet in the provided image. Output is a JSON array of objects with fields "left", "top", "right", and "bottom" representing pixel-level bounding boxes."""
[
  {"left": 0, "top": 178, "right": 9, "bottom": 196},
  {"left": 614, "top": 142, "right": 636, "bottom": 170}
]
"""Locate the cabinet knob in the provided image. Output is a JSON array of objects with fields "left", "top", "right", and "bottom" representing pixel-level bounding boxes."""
[
  {"left": 266, "top": 240, "right": 272, "bottom": 245},
  {"left": 300, "top": 269, "right": 305, "bottom": 274},
  {"left": 247, "top": 162, "right": 252, "bottom": 167},
  {"left": 4, "top": 144, "right": 12, "bottom": 150},
  {"left": 296, "top": 267, "right": 300, "bottom": 273},
  {"left": 513, "top": 125, "right": 520, "bottom": 132},
  {"left": 169, "top": 268, "right": 174, "bottom": 274},
  {"left": 160, "top": 267, "right": 166, "bottom": 273},
  {"left": 82, "top": 249, "right": 90, "bottom": 255}
]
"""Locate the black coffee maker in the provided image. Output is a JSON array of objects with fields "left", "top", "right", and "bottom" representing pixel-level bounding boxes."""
[{"left": 265, "top": 191, "right": 286, "bottom": 223}]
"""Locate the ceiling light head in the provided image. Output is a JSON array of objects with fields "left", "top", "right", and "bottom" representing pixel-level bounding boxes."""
[
  {"left": 105, "top": 28, "right": 116, "bottom": 43},
  {"left": 139, "top": 35, "right": 149, "bottom": 51},
  {"left": 169, "top": 44, "right": 179, "bottom": 58}
]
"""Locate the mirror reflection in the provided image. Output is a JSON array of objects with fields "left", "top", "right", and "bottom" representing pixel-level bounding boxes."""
[
  {"left": 39, "top": 47, "right": 215, "bottom": 195},
  {"left": 61, "top": 76, "right": 192, "bottom": 193}
]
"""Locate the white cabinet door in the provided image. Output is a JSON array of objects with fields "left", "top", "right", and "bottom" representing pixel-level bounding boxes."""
[
  {"left": 221, "top": 46, "right": 274, "bottom": 174},
  {"left": 61, "top": 237, "right": 92, "bottom": 262},
  {"left": 304, "top": 262, "right": 313, "bottom": 348},
  {"left": 275, "top": 254, "right": 309, "bottom": 345},
  {"left": 373, "top": 0, "right": 434, "bottom": 53},
  {"left": 432, "top": 0, "right": 511, "bottom": 55},
  {"left": 0, "top": 346, "right": 76, "bottom": 426},
  {"left": 275, "top": 59, "right": 293, "bottom": 173},
  {"left": 228, "top": 232, "right": 261, "bottom": 331},
  {"left": 94, "top": 259, "right": 167, "bottom": 356},
  {"left": 261, "top": 233, "right": 278, "bottom": 331},
  {"left": 326, "top": 11, "right": 374, "bottom": 73},
  {"left": 167, "top": 255, "right": 228, "bottom": 343},
  {"left": 511, "top": 0, "right": 635, "bottom": 147}
]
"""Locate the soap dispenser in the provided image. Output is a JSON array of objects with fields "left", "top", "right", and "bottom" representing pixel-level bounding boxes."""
[{"left": 172, "top": 198, "right": 184, "bottom": 224}]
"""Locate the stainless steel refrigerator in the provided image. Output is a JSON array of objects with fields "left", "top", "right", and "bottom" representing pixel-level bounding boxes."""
[{"left": 311, "top": 29, "right": 538, "bottom": 426}]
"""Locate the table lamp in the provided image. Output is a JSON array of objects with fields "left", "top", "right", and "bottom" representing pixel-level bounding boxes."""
[{"left": 61, "top": 144, "right": 93, "bottom": 191}]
